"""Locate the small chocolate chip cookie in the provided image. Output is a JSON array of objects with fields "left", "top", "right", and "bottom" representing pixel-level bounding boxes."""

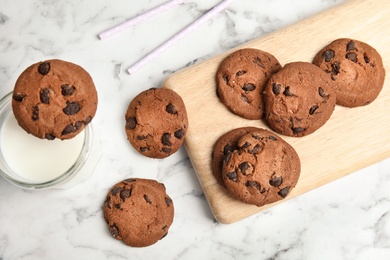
[
  {"left": 263, "top": 62, "right": 336, "bottom": 137},
  {"left": 12, "top": 59, "right": 98, "bottom": 140},
  {"left": 221, "top": 129, "right": 300, "bottom": 207},
  {"left": 103, "top": 178, "right": 174, "bottom": 247},
  {"left": 313, "top": 38, "right": 385, "bottom": 107},
  {"left": 216, "top": 48, "right": 282, "bottom": 119},
  {"left": 125, "top": 88, "right": 188, "bottom": 159},
  {"left": 212, "top": 127, "right": 259, "bottom": 187}
]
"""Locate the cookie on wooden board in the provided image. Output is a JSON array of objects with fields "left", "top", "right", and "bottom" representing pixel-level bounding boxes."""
[
  {"left": 221, "top": 129, "right": 301, "bottom": 207},
  {"left": 12, "top": 59, "right": 98, "bottom": 140},
  {"left": 313, "top": 38, "right": 385, "bottom": 107},
  {"left": 216, "top": 48, "right": 282, "bottom": 119},
  {"left": 103, "top": 178, "right": 174, "bottom": 247},
  {"left": 263, "top": 62, "right": 336, "bottom": 137},
  {"left": 125, "top": 88, "right": 188, "bottom": 159}
]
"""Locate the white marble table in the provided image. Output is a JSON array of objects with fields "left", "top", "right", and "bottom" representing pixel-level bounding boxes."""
[{"left": 1, "top": 0, "right": 390, "bottom": 259}]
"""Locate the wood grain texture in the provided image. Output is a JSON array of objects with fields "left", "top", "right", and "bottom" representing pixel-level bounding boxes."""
[{"left": 163, "top": 0, "right": 390, "bottom": 224}]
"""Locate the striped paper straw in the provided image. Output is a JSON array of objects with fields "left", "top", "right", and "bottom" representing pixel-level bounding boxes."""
[{"left": 99, "top": 0, "right": 186, "bottom": 40}]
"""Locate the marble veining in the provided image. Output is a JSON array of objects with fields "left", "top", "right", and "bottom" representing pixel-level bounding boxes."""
[{"left": 1, "top": 0, "right": 390, "bottom": 259}]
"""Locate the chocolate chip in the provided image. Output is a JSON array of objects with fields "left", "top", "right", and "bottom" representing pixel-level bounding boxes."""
[
  {"left": 251, "top": 134, "right": 262, "bottom": 140},
  {"left": 12, "top": 93, "right": 25, "bottom": 102},
  {"left": 245, "top": 181, "right": 260, "bottom": 191},
  {"left": 140, "top": 147, "right": 148, "bottom": 152},
  {"left": 162, "top": 133, "right": 172, "bottom": 146},
  {"left": 283, "top": 86, "right": 294, "bottom": 96},
  {"left": 238, "top": 162, "right": 251, "bottom": 175},
  {"left": 269, "top": 176, "right": 282, "bottom": 187},
  {"left": 85, "top": 116, "right": 92, "bottom": 124},
  {"left": 364, "top": 54, "right": 370, "bottom": 63},
  {"left": 162, "top": 148, "right": 171, "bottom": 154},
  {"left": 137, "top": 135, "right": 147, "bottom": 140},
  {"left": 242, "top": 83, "right": 256, "bottom": 92},
  {"left": 114, "top": 204, "right": 121, "bottom": 209},
  {"left": 241, "top": 94, "right": 250, "bottom": 103},
  {"left": 236, "top": 70, "right": 246, "bottom": 76},
  {"left": 346, "top": 52, "right": 357, "bottom": 62},
  {"left": 45, "top": 133, "right": 55, "bottom": 140},
  {"left": 126, "top": 117, "right": 137, "bottom": 129},
  {"left": 240, "top": 141, "right": 251, "bottom": 149},
  {"left": 248, "top": 144, "right": 262, "bottom": 154},
  {"left": 226, "top": 171, "right": 238, "bottom": 182},
  {"left": 40, "top": 88, "right": 50, "bottom": 104},
  {"left": 322, "top": 50, "right": 335, "bottom": 62},
  {"left": 253, "top": 57, "right": 265, "bottom": 68},
  {"left": 346, "top": 41, "right": 356, "bottom": 51},
  {"left": 105, "top": 196, "right": 111, "bottom": 209},
  {"left": 61, "top": 84, "right": 76, "bottom": 96},
  {"left": 144, "top": 194, "right": 152, "bottom": 204},
  {"left": 124, "top": 178, "right": 136, "bottom": 183},
  {"left": 331, "top": 62, "right": 340, "bottom": 75},
  {"left": 165, "top": 197, "right": 173, "bottom": 207},
  {"left": 32, "top": 105, "right": 39, "bottom": 121},
  {"left": 278, "top": 187, "right": 290, "bottom": 198},
  {"left": 63, "top": 102, "right": 80, "bottom": 115},
  {"left": 166, "top": 103, "right": 177, "bottom": 115},
  {"left": 222, "top": 74, "right": 229, "bottom": 84},
  {"left": 109, "top": 224, "right": 120, "bottom": 238},
  {"left": 62, "top": 124, "right": 76, "bottom": 135},
  {"left": 318, "top": 87, "right": 327, "bottom": 97},
  {"left": 75, "top": 121, "right": 83, "bottom": 129},
  {"left": 223, "top": 152, "right": 232, "bottom": 164},
  {"left": 292, "top": 127, "right": 305, "bottom": 135},
  {"left": 38, "top": 62, "right": 50, "bottom": 75},
  {"left": 272, "top": 83, "right": 281, "bottom": 95},
  {"left": 223, "top": 144, "right": 234, "bottom": 155},
  {"left": 268, "top": 135, "right": 277, "bottom": 141},
  {"left": 111, "top": 187, "right": 122, "bottom": 196},
  {"left": 174, "top": 129, "right": 184, "bottom": 139},
  {"left": 120, "top": 189, "right": 131, "bottom": 201},
  {"left": 309, "top": 105, "right": 319, "bottom": 115}
]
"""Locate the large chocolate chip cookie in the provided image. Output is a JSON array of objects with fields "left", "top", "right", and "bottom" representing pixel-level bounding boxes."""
[
  {"left": 103, "top": 178, "right": 174, "bottom": 247},
  {"left": 12, "top": 59, "right": 98, "bottom": 140},
  {"left": 216, "top": 48, "right": 282, "bottom": 119},
  {"left": 221, "top": 129, "right": 301, "bottom": 207},
  {"left": 125, "top": 88, "right": 188, "bottom": 159},
  {"left": 263, "top": 62, "right": 336, "bottom": 137},
  {"left": 313, "top": 38, "right": 385, "bottom": 107}
]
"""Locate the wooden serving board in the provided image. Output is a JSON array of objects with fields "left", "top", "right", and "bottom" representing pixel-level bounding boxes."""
[{"left": 163, "top": 0, "right": 390, "bottom": 224}]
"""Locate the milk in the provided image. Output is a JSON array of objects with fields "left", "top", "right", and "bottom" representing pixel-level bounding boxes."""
[{"left": 0, "top": 114, "right": 85, "bottom": 183}]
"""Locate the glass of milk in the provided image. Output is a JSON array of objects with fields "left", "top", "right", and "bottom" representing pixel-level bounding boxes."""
[{"left": 0, "top": 92, "right": 101, "bottom": 189}]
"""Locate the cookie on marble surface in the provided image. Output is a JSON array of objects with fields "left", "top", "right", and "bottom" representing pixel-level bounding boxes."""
[
  {"left": 216, "top": 48, "right": 282, "bottom": 119},
  {"left": 211, "top": 127, "right": 259, "bottom": 187},
  {"left": 125, "top": 88, "right": 188, "bottom": 159},
  {"left": 313, "top": 38, "right": 385, "bottom": 107},
  {"left": 263, "top": 62, "right": 336, "bottom": 137},
  {"left": 103, "top": 178, "right": 174, "bottom": 247},
  {"left": 12, "top": 59, "right": 98, "bottom": 140},
  {"left": 221, "top": 129, "right": 300, "bottom": 207}
]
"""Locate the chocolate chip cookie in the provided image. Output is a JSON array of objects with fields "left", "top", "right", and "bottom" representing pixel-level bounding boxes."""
[
  {"left": 125, "top": 88, "right": 188, "bottom": 159},
  {"left": 212, "top": 127, "right": 259, "bottom": 187},
  {"left": 221, "top": 129, "right": 300, "bottom": 207},
  {"left": 216, "top": 48, "right": 282, "bottom": 119},
  {"left": 313, "top": 38, "right": 385, "bottom": 107},
  {"left": 12, "top": 59, "right": 98, "bottom": 140},
  {"left": 263, "top": 62, "right": 336, "bottom": 137},
  {"left": 103, "top": 178, "right": 174, "bottom": 247}
]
